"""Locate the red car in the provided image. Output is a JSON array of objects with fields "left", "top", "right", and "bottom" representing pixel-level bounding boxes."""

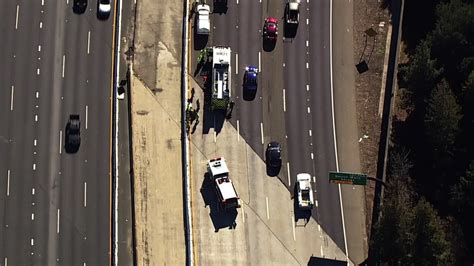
[{"left": 263, "top": 17, "right": 278, "bottom": 41}]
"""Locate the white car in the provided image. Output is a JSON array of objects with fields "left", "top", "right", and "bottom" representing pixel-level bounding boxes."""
[{"left": 97, "top": 0, "right": 111, "bottom": 19}]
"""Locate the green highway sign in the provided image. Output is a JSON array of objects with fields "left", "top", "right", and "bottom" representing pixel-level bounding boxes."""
[{"left": 328, "top": 171, "right": 367, "bottom": 186}]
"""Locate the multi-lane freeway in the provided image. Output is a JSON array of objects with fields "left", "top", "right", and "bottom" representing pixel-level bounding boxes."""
[
  {"left": 210, "top": 0, "right": 345, "bottom": 251},
  {"left": 0, "top": 1, "right": 114, "bottom": 265},
  {"left": 189, "top": 0, "right": 352, "bottom": 264}
]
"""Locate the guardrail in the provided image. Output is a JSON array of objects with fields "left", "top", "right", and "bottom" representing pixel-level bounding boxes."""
[{"left": 181, "top": 0, "right": 194, "bottom": 265}]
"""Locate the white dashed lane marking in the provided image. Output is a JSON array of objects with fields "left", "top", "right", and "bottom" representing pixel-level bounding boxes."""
[
  {"left": 15, "top": 5, "right": 19, "bottom": 29},
  {"left": 10, "top": 86, "right": 14, "bottom": 111}
]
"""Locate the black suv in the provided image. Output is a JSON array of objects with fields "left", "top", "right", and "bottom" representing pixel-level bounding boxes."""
[
  {"left": 266, "top": 141, "right": 282, "bottom": 168},
  {"left": 66, "top": 114, "right": 81, "bottom": 153}
]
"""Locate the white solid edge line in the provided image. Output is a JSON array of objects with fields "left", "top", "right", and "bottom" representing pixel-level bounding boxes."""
[
  {"left": 329, "top": 0, "right": 349, "bottom": 261},
  {"left": 114, "top": 0, "right": 124, "bottom": 264},
  {"left": 10, "top": 86, "right": 14, "bottom": 111},
  {"left": 85, "top": 105, "right": 89, "bottom": 129}
]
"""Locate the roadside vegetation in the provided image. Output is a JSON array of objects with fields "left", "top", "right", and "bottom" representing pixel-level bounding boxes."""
[{"left": 371, "top": 0, "right": 474, "bottom": 264}]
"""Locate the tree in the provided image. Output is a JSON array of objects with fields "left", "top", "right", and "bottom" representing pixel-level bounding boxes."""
[
  {"left": 411, "top": 198, "right": 454, "bottom": 265},
  {"left": 424, "top": 80, "right": 462, "bottom": 157},
  {"left": 399, "top": 39, "right": 442, "bottom": 109},
  {"left": 450, "top": 160, "right": 474, "bottom": 212},
  {"left": 372, "top": 177, "right": 414, "bottom": 264},
  {"left": 430, "top": 0, "right": 474, "bottom": 89}
]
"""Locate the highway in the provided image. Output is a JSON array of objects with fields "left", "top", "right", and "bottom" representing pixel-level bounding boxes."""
[
  {"left": 0, "top": 1, "right": 113, "bottom": 265},
  {"left": 189, "top": 0, "right": 348, "bottom": 264},
  {"left": 208, "top": 0, "right": 345, "bottom": 251}
]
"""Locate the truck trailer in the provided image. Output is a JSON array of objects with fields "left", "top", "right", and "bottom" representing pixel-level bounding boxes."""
[{"left": 211, "top": 46, "right": 232, "bottom": 111}]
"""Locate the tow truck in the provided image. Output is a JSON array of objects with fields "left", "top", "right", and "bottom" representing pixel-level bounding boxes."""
[
  {"left": 296, "top": 173, "right": 314, "bottom": 210},
  {"left": 207, "top": 158, "right": 241, "bottom": 210}
]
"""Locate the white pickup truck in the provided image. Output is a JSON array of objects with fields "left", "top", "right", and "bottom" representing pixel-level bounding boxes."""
[
  {"left": 296, "top": 173, "right": 314, "bottom": 210},
  {"left": 196, "top": 4, "right": 210, "bottom": 35}
]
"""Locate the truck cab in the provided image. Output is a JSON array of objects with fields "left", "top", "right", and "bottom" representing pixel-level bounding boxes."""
[
  {"left": 296, "top": 173, "right": 314, "bottom": 210},
  {"left": 196, "top": 3, "right": 210, "bottom": 35},
  {"left": 285, "top": 0, "right": 300, "bottom": 26},
  {"left": 207, "top": 158, "right": 241, "bottom": 210}
]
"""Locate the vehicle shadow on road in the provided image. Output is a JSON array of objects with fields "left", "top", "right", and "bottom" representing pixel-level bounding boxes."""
[
  {"left": 193, "top": 26, "right": 208, "bottom": 51},
  {"left": 200, "top": 173, "right": 239, "bottom": 232},
  {"left": 262, "top": 39, "right": 277, "bottom": 52},
  {"left": 212, "top": 3, "right": 228, "bottom": 14},
  {"left": 266, "top": 164, "right": 281, "bottom": 177},
  {"left": 64, "top": 124, "right": 79, "bottom": 154},
  {"left": 283, "top": 23, "right": 298, "bottom": 39},
  {"left": 202, "top": 98, "right": 226, "bottom": 135},
  {"left": 292, "top": 185, "right": 313, "bottom": 226}
]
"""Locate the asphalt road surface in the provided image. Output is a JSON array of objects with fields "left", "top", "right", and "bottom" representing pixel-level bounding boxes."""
[
  {"left": 204, "top": 0, "right": 345, "bottom": 252},
  {"left": 0, "top": 1, "right": 113, "bottom": 265}
]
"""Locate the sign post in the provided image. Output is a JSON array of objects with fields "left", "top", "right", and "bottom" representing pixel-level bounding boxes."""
[{"left": 328, "top": 171, "right": 367, "bottom": 186}]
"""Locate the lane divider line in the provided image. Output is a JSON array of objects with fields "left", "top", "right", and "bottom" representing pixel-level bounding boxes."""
[
  {"left": 292, "top": 215, "right": 296, "bottom": 241},
  {"left": 59, "top": 130, "right": 62, "bottom": 154},
  {"left": 287, "top": 162, "right": 291, "bottom": 186},
  {"left": 7, "top": 170, "right": 10, "bottom": 196},
  {"left": 87, "top": 31, "right": 91, "bottom": 55},
  {"left": 84, "top": 182, "right": 87, "bottom": 207},
  {"left": 237, "top": 120, "right": 240, "bottom": 142},
  {"left": 10, "top": 86, "right": 14, "bottom": 111},
  {"left": 15, "top": 5, "right": 19, "bottom": 30},
  {"left": 62, "top": 55, "right": 65, "bottom": 78},
  {"left": 265, "top": 196, "right": 270, "bottom": 220},
  {"left": 235, "top": 53, "right": 238, "bottom": 75},
  {"left": 57, "top": 209, "right": 60, "bottom": 234},
  {"left": 85, "top": 105, "right": 89, "bottom": 129}
]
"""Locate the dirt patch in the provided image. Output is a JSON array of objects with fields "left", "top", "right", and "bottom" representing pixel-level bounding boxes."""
[{"left": 353, "top": 0, "right": 391, "bottom": 239}]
